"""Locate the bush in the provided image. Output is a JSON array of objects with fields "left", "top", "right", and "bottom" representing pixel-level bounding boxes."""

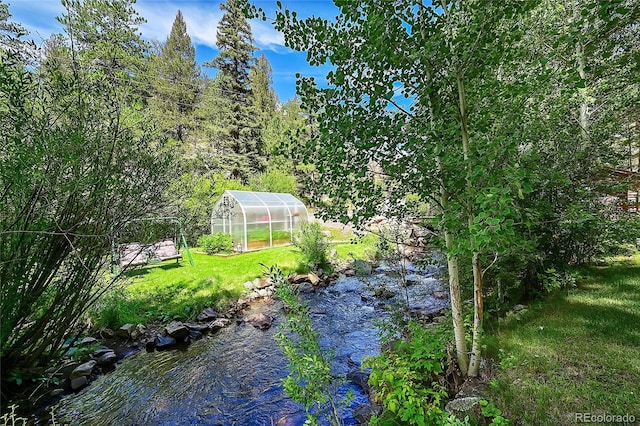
[
  {"left": 364, "top": 322, "right": 453, "bottom": 425},
  {"left": 293, "top": 222, "right": 330, "bottom": 271},
  {"left": 198, "top": 233, "right": 233, "bottom": 254}
]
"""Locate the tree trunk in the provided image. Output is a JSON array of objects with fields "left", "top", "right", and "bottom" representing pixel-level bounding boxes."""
[
  {"left": 440, "top": 182, "right": 469, "bottom": 376},
  {"left": 457, "top": 74, "right": 484, "bottom": 377}
]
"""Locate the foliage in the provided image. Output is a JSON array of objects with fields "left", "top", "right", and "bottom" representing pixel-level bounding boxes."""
[
  {"left": 202, "top": 0, "right": 264, "bottom": 182},
  {"left": 248, "top": 163, "right": 298, "bottom": 195},
  {"left": 364, "top": 322, "right": 451, "bottom": 426},
  {"left": 0, "top": 0, "right": 173, "bottom": 378},
  {"left": 165, "top": 171, "right": 247, "bottom": 244},
  {"left": 267, "top": 265, "right": 350, "bottom": 426},
  {"left": 255, "top": 0, "right": 640, "bottom": 377},
  {"left": 198, "top": 232, "right": 233, "bottom": 254},
  {"left": 147, "top": 10, "right": 201, "bottom": 143},
  {"left": 293, "top": 222, "right": 330, "bottom": 271}
]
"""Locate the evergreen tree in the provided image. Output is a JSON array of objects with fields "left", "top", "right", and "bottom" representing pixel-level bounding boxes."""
[
  {"left": 204, "top": 0, "right": 264, "bottom": 182},
  {"left": 249, "top": 52, "right": 278, "bottom": 125},
  {"left": 149, "top": 10, "right": 201, "bottom": 143}
]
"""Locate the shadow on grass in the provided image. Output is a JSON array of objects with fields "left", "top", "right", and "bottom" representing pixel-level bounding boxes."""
[
  {"left": 122, "top": 262, "right": 184, "bottom": 278},
  {"left": 564, "top": 301, "right": 640, "bottom": 346}
]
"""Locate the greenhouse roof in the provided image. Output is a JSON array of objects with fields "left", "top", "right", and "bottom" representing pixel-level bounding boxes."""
[{"left": 223, "top": 190, "right": 307, "bottom": 209}]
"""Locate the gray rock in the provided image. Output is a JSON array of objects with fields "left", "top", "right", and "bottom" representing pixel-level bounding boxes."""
[
  {"left": 244, "top": 280, "right": 255, "bottom": 290},
  {"left": 257, "top": 288, "right": 270, "bottom": 298},
  {"left": 69, "top": 360, "right": 97, "bottom": 379},
  {"left": 165, "top": 321, "right": 189, "bottom": 340},
  {"left": 154, "top": 334, "right": 176, "bottom": 350},
  {"left": 297, "top": 282, "right": 315, "bottom": 293},
  {"left": 116, "top": 323, "right": 135, "bottom": 338},
  {"left": 433, "top": 291, "right": 448, "bottom": 299},
  {"left": 70, "top": 376, "right": 88, "bottom": 390},
  {"left": 50, "top": 388, "right": 65, "bottom": 397},
  {"left": 209, "top": 318, "right": 231, "bottom": 330},
  {"left": 445, "top": 396, "right": 481, "bottom": 420},
  {"left": 353, "top": 404, "right": 383, "bottom": 425},
  {"left": 77, "top": 337, "right": 98, "bottom": 346},
  {"left": 185, "top": 323, "right": 209, "bottom": 333},
  {"left": 343, "top": 269, "right": 356, "bottom": 277},
  {"left": 347, "top": 370, "right": 371, "bottom": 394},
  {"left": 244, "top": 313, "right": 273, "bottom": 330},
  {"left": 96, "top": 351, "right": 117, "bottom": 366},
  {"left": 197, "top": 307, "right": 218, "bottom": 322},
  {"left": 92, "top": 347, "right": 114, "bottom": 357}
]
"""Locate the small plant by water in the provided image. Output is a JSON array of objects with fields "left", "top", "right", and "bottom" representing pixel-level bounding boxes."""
[
  {"left": 266, "top": 265, "right": 351, "bottom": 426},
  {"left": 293, "top": 222, "right": 330, "bottom": 271}
]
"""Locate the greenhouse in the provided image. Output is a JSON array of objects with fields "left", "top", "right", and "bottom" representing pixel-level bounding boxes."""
[{"left": 210, "top": 190, "right": 310, "bottom": 252}]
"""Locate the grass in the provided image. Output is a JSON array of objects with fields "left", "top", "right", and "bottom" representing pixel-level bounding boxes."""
[
  {"left": 485, "top": 254, "right": 640, "bottom": 425},
  {"left": 94, "top": 236, "right": 379, "bottom": 328}
]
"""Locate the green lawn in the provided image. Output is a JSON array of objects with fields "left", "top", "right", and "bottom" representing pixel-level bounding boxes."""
[
  {"left": 486, "top": 254, "right": 640, "bottom": 425},
  {"left": 94, "top": 237, "right": 378, "bottom": 329}
]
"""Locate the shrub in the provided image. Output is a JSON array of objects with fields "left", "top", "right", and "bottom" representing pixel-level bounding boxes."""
[
  {"left": 364, "top": 322, "right": 453, "bottom": 425},
  {"left": 198, "top": 233, "right": 233, "bottom": 254},
  {"left": 293, "top": 222, "right": 330, "bottom": 271}
]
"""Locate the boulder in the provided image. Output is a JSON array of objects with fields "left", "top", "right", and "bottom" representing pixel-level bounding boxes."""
[
  {"left": 154, "top": 334, "right": 176, "bottom": 350},
  {"left": 197, "top": 307, "right": 218, "bottom": 322},
  {"left": 347, "top": 370, "right": 371, "bottom": 394},
  {"left": 253, "top": 277, "right": 272, "bottom": 289},
  {"left": 133, "top": 324, "right": 147, "bottom": 338},
  {"left": 290, "top": 274, "right": 309, "bottom": 284},
  {"left": 69, "top": 360, "right": 97, "bottom": 379},
  {"left": 70, "top": 376, "right": 88, "bottom": 391},
  {"left": 257, "top": 288, "right": 271, "bottom": 298},
  {"left": 445, "top": 396, "right": 481, "bottom": 421},
  {"left": 92, "top": 347, "right": 114, "bottom": 357},
  {"left": 244, "top": 313, "right": 273, "bottom": 330},
  {"left": 209, "top": 318, "right": 231, "bottom": 331},
  {"left": 244, "top": 281, "right": 255, "bottom": 290},
  {"left": 353, "top": 404, "right": 383, "bottom": 425},
  {"left": 308, "top": 272, "right": 320, "bottom": 285},
  {"left": 433, "top": 291, "right": 448, "bottom": 300},
  {"left": 297, "top": 282, "right": 315, "bottom": 293},
  {"left": 96, "top": 351, "right": 117, "bottom": 367},
  {"left": 77, "top": 336, "right": 98, "bottom": 346},
  {"left": 343, "top": 269, "right": 356, "bottom": 277},
  {"left": 165, "top": 321, "right": 189, "bottom": 340},
  {"left": 185, "top": 323, "right": 209, "bottom": 333},
  {"left": 116, "top": 323, "right": 135, "bottom": 338}
]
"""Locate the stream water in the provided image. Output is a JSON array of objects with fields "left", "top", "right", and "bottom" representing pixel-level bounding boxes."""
[{"left": 54, "top": 263, "right": 448, "bottom": 425}]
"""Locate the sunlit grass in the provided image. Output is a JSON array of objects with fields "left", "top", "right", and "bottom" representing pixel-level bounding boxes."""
[
  {"left": 94, "top": 237, "right": 379, "bottom": 328},
  {"left": 486, "top": 254, "right": 640, "bottom": 425}
]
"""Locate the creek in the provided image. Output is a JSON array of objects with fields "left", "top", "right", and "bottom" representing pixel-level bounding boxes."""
[{"left": 54, "top": 263, "right": 449, "bottom": 425}]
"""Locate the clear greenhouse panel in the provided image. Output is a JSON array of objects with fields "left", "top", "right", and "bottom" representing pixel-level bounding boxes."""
[{"left": 210, "top": 190, "right": 309, "bottom": 252}]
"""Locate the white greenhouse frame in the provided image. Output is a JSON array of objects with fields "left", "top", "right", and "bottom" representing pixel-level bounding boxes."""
[{"left": 210, "top": 190, "right": 310, "bottom": 252}]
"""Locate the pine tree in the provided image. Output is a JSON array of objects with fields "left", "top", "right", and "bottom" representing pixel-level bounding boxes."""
[
  {"left": 204, "top": 0, "right": 264, "bottom": 182},
  {"left": 249, "top": 53, "right": 278, "bottom": 126},
  {"left": 149, "top": 10, "right": 201, "bottom": 143}
]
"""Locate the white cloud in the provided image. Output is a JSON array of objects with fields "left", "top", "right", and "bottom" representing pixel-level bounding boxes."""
[{"left": 136, "top": 1, "right": 285, "bottom": 50}]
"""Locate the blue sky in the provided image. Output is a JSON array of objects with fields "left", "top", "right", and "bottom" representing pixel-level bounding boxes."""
[{"left": 7, "top": 0, "right": 339, "bottom": 101}]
